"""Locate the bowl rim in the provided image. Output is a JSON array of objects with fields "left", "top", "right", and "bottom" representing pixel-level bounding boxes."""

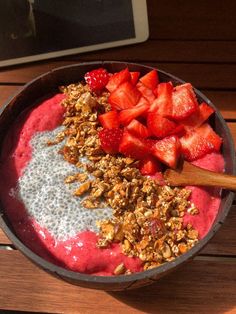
[{"left": 0, "top": 60, "right": 235, "bottom": 286}]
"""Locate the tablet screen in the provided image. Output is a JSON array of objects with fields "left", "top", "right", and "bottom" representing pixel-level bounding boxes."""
[{"left": 0, "top": 0, "right": 136, "bottom": 64}]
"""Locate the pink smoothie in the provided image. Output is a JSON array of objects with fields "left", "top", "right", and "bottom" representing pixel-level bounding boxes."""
[
  {"left": 0, "top": 94, "right": 224, "bottom": 275},
  {"left": 184, "top": 153, "right": 224, "bottom": 238},
  {"left": 0, "top": 94, "right": 142, "bottom": 275}
]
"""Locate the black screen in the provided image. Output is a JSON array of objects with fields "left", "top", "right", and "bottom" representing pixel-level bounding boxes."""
[{"left": 0, "top": 0, "right": 135, "bottom": 61}]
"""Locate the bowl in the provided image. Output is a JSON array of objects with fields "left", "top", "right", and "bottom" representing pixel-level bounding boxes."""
[{"left": 0, "top": 61, "right": 235, "bottom": 291}]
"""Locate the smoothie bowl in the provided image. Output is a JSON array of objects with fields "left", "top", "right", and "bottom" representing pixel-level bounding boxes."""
[{"left": 0, "top": 61, "right": 235, "bottom": 291}]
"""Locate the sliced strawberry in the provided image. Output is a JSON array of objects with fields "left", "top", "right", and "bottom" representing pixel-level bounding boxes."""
[
  {"left": 130, "top": 71, "right": 140, "bottom": 85},
  {"left": 151, "top": 136, "right": 181, "bottom": 168},
  {"left": 99, "top": 128, "right": 123, "bottom": 154},
  {"left": 139, "top": 69, "right": 159, "bottom": 90},
  {"left": 126, "top": 119, "right": 149, "bottom": 138},
  {"left": 171, "top": 83, "right": 199, "bottom": 120},
  {"left": 119, "top": 131, "right": 151, "bottom": 160},
  {"left": 84, "top": 68, "right": 110, "bottom": 92},
  {"left": 138, "top": 156, "right": 162, "bottom": 175},
  {"left": 106, "top": 68, "right": 131, "bottom": 92},
  {"left": 136, "top": 96, "right": 150, "bottom": 107},
  {"left": 149, "top": 82, "right": 173, "bottom": 114},
  {"left": 180, "top": 130, "right": 214, "bottom": 161},
  {"left": 145, "top": 138, "right": 156, "bottom": 149},
  {"left": 147, "top": 111, "right": 179, "bottom": 138},
  {"left": 119, "top": 101, "right": 149, "bottom": 125},
  {"left": 136, "top": 82, "right": 156, "bottom": 104},
  {"left": 195, "top": 123, "right": 222, "bottom": 151},
  {"left": 109, "top": 81, "right": 141, "bottom": 110},
  {"left": 181, "top": 102, "right": 215, "bottom": 130},
  {"left": 98, "top": 111, "right": 120, "bottom": 129}
]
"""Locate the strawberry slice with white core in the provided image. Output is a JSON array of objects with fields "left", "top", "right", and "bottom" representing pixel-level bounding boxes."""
[
  {"left": 195, "top": 123, "right": 222, "bottom": 151},
  {"left": 106, "top": 68, "right": 131, "bottom": 92},
  {"left": 98, "top": 110, "right": 119, "bottom": 129},
  {"left": 99, "top": 128, "right": 123, "bottom": 154},
  {"left": 119, "top": 131, "right": 151, "bottom": 160},
  {"left": 109, "top": 81, "right": 141, "bottom": 110},
  {"left": 151, "top": 136, "right": 181, "bottom": 168},
  {"left": 126, "top": 119, "right": 149, "bottom": 138},
  {"left": 180, "top": 130, "right": 215, "bottom": 161},
  {"left": 149, "top": 82, "right": 173, "bottom": 114},
  {"left": 139, "top": 69, "right": 159, "bottom": 90},
  {"left": 130, "top": 71, "right": 140, "bottom": 85},
  {"left": 147, "top": 111, "right": 179, "bottom": 138},
  {"left": 136, "top": 82, "right": 156, "bottom": 104},
  {"left": 119, "top": 100, "right": 149, "bottom": 125},
  {"left": 171, "top": 83, "right": 199, "bottom": 120},
  {"left": 138, "top": 156, "right": 162, "bottom": 175},
  {"left": 181, "top": 102, "right": 214, "bottom": 130}
]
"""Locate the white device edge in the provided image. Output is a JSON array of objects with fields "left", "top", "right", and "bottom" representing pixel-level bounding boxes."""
[{"left": 0, "top": 0, "right": 149, "bottom": 68}]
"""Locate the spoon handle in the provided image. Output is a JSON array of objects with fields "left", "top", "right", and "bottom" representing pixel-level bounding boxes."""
[{"left": 165, "top": 161, "right": 236, "bottom": 191}]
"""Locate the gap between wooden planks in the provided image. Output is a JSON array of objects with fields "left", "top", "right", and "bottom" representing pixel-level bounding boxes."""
[{"left": 0, "top": 250, "right": 235, "bottom": 314}]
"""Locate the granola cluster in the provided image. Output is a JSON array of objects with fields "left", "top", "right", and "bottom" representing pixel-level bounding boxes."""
[{"left": 50, "top": 81, "right": 199, "bottom": 273}]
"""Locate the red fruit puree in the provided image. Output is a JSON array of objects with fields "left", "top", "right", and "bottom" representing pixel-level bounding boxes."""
[{"left": 0, "top": 94, "right": 224, "bottom": 275}]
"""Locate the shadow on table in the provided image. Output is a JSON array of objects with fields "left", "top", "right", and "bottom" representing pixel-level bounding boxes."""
[{"left": 108, "top": 259, "right": 236, "bottom": 313}]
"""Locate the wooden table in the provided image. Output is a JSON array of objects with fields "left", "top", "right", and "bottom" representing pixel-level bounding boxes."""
[{"left": 0, "top": 1, "right": 236, "bottom": 313}]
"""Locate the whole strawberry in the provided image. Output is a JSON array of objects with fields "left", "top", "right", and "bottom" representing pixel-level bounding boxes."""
[
  {"left": 84, "top": 68, "right": 110, "bottom": 92},
  {"left": 98, "top": 128, "right": 123, "bottom": 154}
]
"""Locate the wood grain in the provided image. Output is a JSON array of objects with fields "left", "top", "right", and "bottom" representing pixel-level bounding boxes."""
[
  {"left": 201, "top": 206, "right": 236, "bottom": 256},
  {"left": 0, "top": 85, "right": 22, "bottom": 106},
  {"left": 148, "top": 0, "right": 236, "bottom": 40},
  {"left": 165, "top": 161, "right": 236, "bottom": 190},
  {"left": 204, "top": 91, "right": 236, "bottom": 120},
  {"left": 228, "top": 123, "right": 236, "bottom": 148},
  {"left": 0, "top": 229, "right": 11, "bottom": 245},
  {"left": 0, "top": 250, "right": 235, "bottom": 313},
  {"left": 51, "top": 40, "right": 236, "bottom": 64}
]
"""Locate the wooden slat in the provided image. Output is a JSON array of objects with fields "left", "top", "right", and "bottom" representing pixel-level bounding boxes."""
[
  {"left": 0, "top": 250, "right": 235, "bottom": 313},
  {"left": 0, "top": 229, "right": 11, "bottom": 245},
  {"left": 1, "top": 61, "right": 236, "bottom": 90},
  {"left": 0, "top": 85, "right": 22, "bottom": 106},
  {"left": 55, "top": 40, "right": 236, "bottom": 64},
  {"left": 201, "top": 206, "right": 236, "bottom": 256},
  {"left": 204, "top": 91, "right": 236, "bottom": 120},
  {"left": 147, "top": 0, "right": 236, "bottom": 40},
  {"left": 228, "top": 123, "right": 236, "bottom": 148}
]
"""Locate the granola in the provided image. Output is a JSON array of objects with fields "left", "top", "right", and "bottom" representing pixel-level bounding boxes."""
[{"left": 50, "top": 81, "right": 199, "bottom": 273}]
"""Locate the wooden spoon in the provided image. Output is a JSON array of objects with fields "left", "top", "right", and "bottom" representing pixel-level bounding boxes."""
[{"left": 164, "top": 159, "right": 236, "bottom": 191}]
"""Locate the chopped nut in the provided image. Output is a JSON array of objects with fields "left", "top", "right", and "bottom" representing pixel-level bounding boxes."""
[
  {"left": 178, "top": 242, "right": 187, "bottom": 254},
  {"left": 64, "top": 173, "right": 88, "bottom": 184},
  {"left": 74, "top": 181, "right": 91, "bottom": 196},
  {"left": 187, "top": 229, "right": 199, "bottom": 240},
  {"left": 161, "top": 243, "right": 172, "bottom": 259},
  {"left": 92, "top": 169, "right": 103, "bottom": 178},
  {"left": 113, "top": 263, "right": 126, "bottom": 275}
]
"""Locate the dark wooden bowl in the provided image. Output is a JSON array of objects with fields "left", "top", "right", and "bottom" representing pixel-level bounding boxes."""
[{"left": 0, "top": 61, "right": 235, "bottom": 291}]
